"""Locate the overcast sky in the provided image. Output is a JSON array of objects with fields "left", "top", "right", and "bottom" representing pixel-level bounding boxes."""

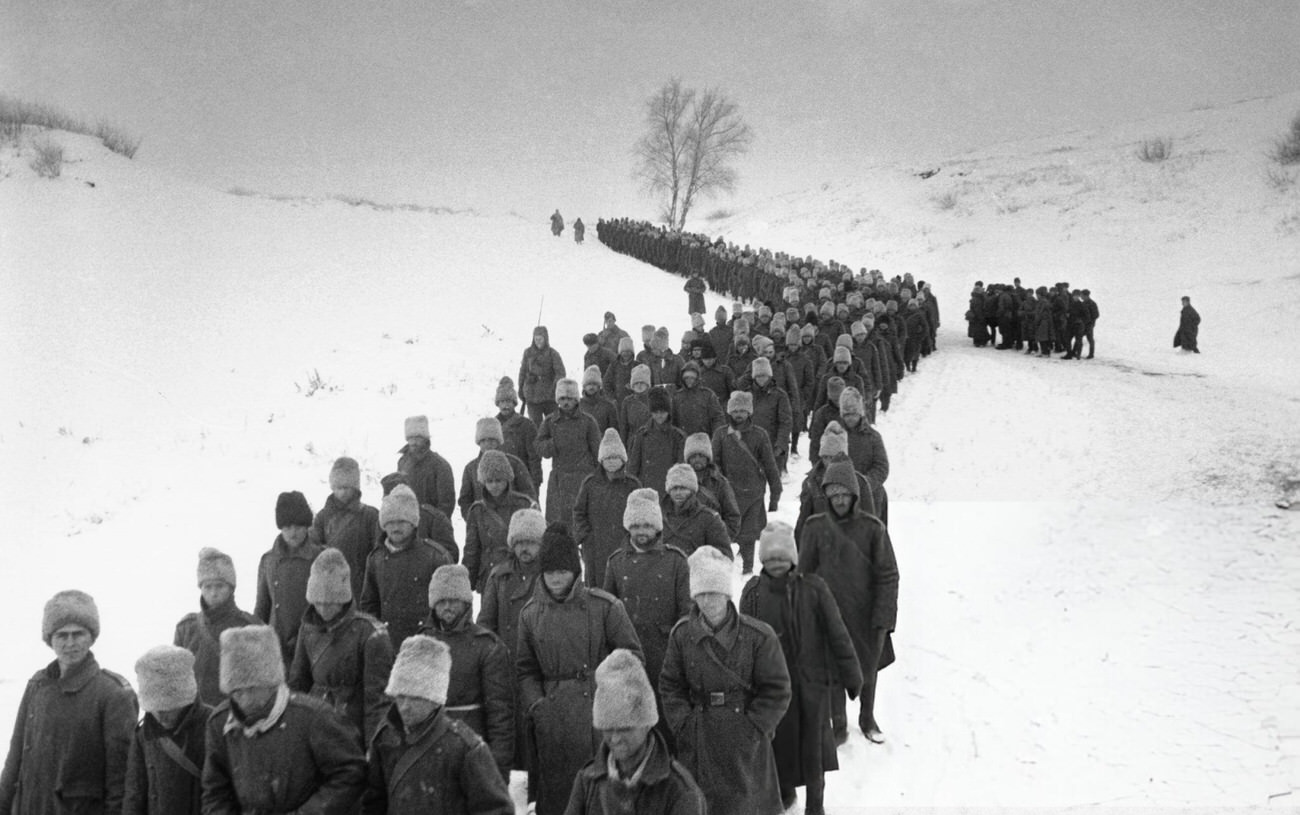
[{"left": 4, "top": 0, "right": 1300, "bottom": 220}]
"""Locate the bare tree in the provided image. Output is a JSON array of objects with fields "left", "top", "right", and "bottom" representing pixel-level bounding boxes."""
[{"left": 634, "top": 79, "right": 752, "bottom": 230}]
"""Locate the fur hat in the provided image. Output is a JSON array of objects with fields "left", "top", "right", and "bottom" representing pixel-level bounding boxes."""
[
  {"left": 681, "top": 360, "right": 701, "bottom": 380},
  {"left": 538, "top": 522, "right": 582, "bottom": 574},
  {"left": 850, "top": 320, "right": 867, "bottom": 337},
  {"left": 690, "top": 313, "right": 705, "bottom": 331},
  {"left": 784, "top": 327, "right": 802, "bottom": 348},
  {"left": 380, "top": 471, "right": 408, "bottom": 496},
  {"left": 477, "top": 449, "right": 514, "bottom": 484},
  {"left": 688, "top": 546, "right": 733, "bottom": 598},
  {"left": 630, "top": 364, "right": 651, "bottom": 389},
  {"left": 135, "top": 645, "right": 198, "bottom": 714},
  {"left": 598, "top": 428, "right": 628, "bottom": 463},
  {"left": 617, "top": 336, "right": 635, "bottom": 355},
  {"left": 623, "top": 487, "right": 663, "bottom": 531},
  {"left": 275, "top": 491, "right": 313, "bottom": 529},
  {"left": 840, "top": 387, "right": 866, "bottom": 416},
  {"left": 651, "top": 327, "right": 670, "bottom": 352},
  {"left": 752, "top": 357, "right": 773, "bottom": 379},
  {"left": 752, "top": 336, "right": 774, "bottom": 355},
  {"left": 801, "top": 323, "right": 816, "bottom": 340},
  {"left": 648, "top": 387, "right": 671, "bottom": 414},
  {"left": 495, "top": 376, "right": 518, "bottom": 405},
  {"left": 821, "top": 460, "right": 860, "bottom": 499},
  {"left": 404, "top": 415, "right": 431, "bottom": 440},
  {"left": 555, "top": 378, "right": 580, "bottom": 401},
  {"left": 592, "top": 649, "right": 659, "bottom": 730},
  {"left": 727, "top": 391, "right": 754, "bottom": 414},
  {"left": 835, "top": 334, "right": 853, "bottom": 349},
  {"left": 582, "top": 365, "right": 603, "bottom": 388},
  {"left": 684, "top": 432, "right": 713, "bottom": 463},
  {"left": 820, "top": 421, "right": 849, "bottom": 459},
  {"left": 329, "top": 457, "right": 361, "bottom": 491},
  {"left": 715, "top": 305, "right": 728, "bottom": 322},
  {"left": 641, "top": 324, "right": 655, "bottom": 343},
  {"left": 380, "top": 484, "right": 421, "bottom": 528},
  {"left": 219, "top": 625, "right": 285, "bottom": 693},
  {"left": 758, "top": 521, "right": 798, "bottom": 566},
  {"left": 826, "top": 376, "right": 846, "bottom": 403},
  {"left": 428, "top": 564, "right": 473, "bottom": 606},
  {"left": 475, "top": 417, "right": 504, "bottom": 445},
  {"left": 604, "top": 310, "right": 617, "bottom": 322},
  {"left": 832, "top": 345, "right": 852, "bottom": 365},
  {"left": 42, "top": 590, "right": 100, "bottom": 645},
  {"left": 508, "top": 507, "right": 547, "bottom": 547},
  {"left": 731, "top": 300, "right": 743, "bottom": 316},
  {"left": 197, "top": 547, "right": 237, "bottom": 588},
  {"left": 385, "top": 635, "right": 451, "bottom": 704},
  {"left": 583, "top": 332, "right": 599, "bottom": 346},
  {"left": 305, "top": 547, "right": 352, "bottom": 603},
  {"left": 665, "top": 463, "right": 698, "bottom": 494}
]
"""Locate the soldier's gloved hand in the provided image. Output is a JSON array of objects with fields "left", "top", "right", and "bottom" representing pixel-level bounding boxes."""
[
  {"left": 846, "top": 685, "right": 860, "bottom": 702},
  {"left": 768, "top": 495, "right": 780, "bottom": 512}
]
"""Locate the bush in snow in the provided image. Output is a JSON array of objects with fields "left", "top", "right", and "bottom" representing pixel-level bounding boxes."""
[
  {"left": 30, "top": 136, "right": 63, "bottom": 178},
  {"left": 1136, "top": 136, "right": 1173, "bottom": 163},
  {"left": 0, "top": 94, "right": 140, "bottom": 159}
]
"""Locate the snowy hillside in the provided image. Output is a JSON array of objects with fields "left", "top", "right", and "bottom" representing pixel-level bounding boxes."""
[{"left": 2, "top": 91, "right": 1299, "bottom": 808}]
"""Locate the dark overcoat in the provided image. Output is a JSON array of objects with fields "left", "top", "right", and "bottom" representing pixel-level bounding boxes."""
[
  {"left": 359, "top": 539, "right": 454, "bottom": 649},
  {"left": 255, "top": 534, "right": 325, "bottom": 666},
  {"left": 174, "top": 596, "right": 260, "bottom": 707},
  {"left": 122, "top": 701, "right": 212, "bottom": 815},
  {"left": 396, "top": 446, "right": 457, "bottom": 519},
  {"left": 288, "top": 604, "right": 395, "bottom": 744},
  {"left": 476, "top": 554, "right": 542, "bottom": 771},
  {"left": 628, "top": 421, "right": 686, "bottom": 496},
  {"left": 463, "top": 490, "right": 538, "bottom": 592},
  {"left": 601, "top": 537, "right": 692, "bottom": 694},
  {"left": 537, "top": 407, "right": 602, "bottom": 526},
  {"left": 659, "top": 494, "right": 731, "bottom": 558},
  {"left": 311, "top": 492, "right": 381, "bottom": 600},
  {"left": 571, "top": 468, "right": 643, "bottom": 589},
  {"left": 457, "top": 453, "right": 535, "bottom": 519},
  {"left": 564, "top": 730, "right": 706, "bottom": 815}
]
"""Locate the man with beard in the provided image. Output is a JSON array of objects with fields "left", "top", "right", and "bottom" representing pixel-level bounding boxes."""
[
  {"left": 712, "top": 391, "right": 781, "bottom": 575},
  {"left": 397, "top": 415, "right": 457, "bottom": 518}
]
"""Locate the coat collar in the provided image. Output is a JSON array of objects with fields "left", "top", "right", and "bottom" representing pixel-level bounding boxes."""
[
  {"left": 587, "top": 729, "right": 674, "bottom": 786},
  {"left": 224, "top": 684, "right": 290, "bottom": 738},
  {"left": 46, "top": 652, "right": 101, "bottom": 693},
  {"left": 687, "top": 603, "right": 739, "bottom": 650}
]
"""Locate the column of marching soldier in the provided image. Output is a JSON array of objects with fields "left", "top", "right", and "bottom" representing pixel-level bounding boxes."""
[{"left": 2, "top": 219, "right": 923, "bottom": 815}]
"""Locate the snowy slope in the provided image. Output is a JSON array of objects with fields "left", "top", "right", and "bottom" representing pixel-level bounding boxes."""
[{"left": 2, "top": 92, "right": 1299, "bottom": 808}]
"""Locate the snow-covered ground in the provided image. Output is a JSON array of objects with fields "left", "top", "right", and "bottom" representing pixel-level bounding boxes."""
[{"left": 2, "top": 91, "right": 1299, "bottom": 808}]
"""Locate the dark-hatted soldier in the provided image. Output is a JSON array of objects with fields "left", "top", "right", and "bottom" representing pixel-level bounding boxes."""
[
  {"left": 255, "top": 490, "right": 325, "bottom": 667},
  {"left": 603, "top": 337, "right": 640, "bottom": 404},
  {"left": 672, "top": 360, "right": 726, "bottom": 437},
  {"left": 520, "top": 325, "right": 568, "bottom": 427},
  {"left": 175, "top": 547, "right": 260, "bottom": 707},
  {"left": 627, "top": 387, "right": 686, "bottom": 495},
  {"left": 124, "top": 646, "right": 212, "bottom": 815},
  {"left": 1082, "top": 289, "right": 1098, "bottom": 359},
  {"left": 1175, "top": 295, "right": 1200, "bottom": 353}
]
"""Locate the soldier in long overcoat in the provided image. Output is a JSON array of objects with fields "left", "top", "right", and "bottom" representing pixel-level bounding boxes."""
[
  {"left": 537, "top": 379, "right": 602, "bottom": 527},
  {"left": 740, "top": 523, "right": 862, "bottom": 815},
  {"left": 659, "top": 465, "right": 731, "bottom": 558},
  {"left": 397, "top": 415, "right": 457, "bottom": 518},
  {"left": 627, "top": 387, "right": 686, "bottom": 495},
  {"left": 175, "top": 547, "right": 260, "bottom": 706},
  {"left": 659, "top": 547, "right": 791, "bottom": 815},
  {"left": 794, "top": 423, "right": 877, "bottom": 542},
  {"left": 495, "top": 376, "right": 545, "bottom": 486},
  {"left": 312, "top": 456, "right": 381, "bottom": 600},
  {"left": 839, "top": 388, "right": 890, "bottom": 524},
  {"left": 517, "top": 524, "right": 643, "bottom": 815},
  {"left": 519, "top": 325, "right": 568, "bottom": 426},
  {"left": 684, "top": 272, "right": 707, "bottom": 315},
  {"left": 672, "top": 361, "right": 725, "bottom": 437},
  {"left": 255, "top": 491, "right": 325, "bottom": 667},
  {"left": 798, "top": 461, "right": 899, "bottom": 744},
  {"left": 572, "top": 429, "right": 643, "bottom": 588},
  {"left": 684, "top": 431, "right": 742, "bottom": 540},
  {"left": 458, "top": 418, "right": 536, "bottom": 519},
  {"left": 124, "top": 646, "right": 212, "bottom": 815},
  {"left": 712, "top": 391, "right": 782, "bottom": 574},
  {"left": 463, "top": 450, "right": 539, "bottom": 591}
]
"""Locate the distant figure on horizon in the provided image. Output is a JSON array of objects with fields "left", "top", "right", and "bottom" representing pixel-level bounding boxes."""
[
  {"left": 550, "top": 209, "right": 564, "bottom": 237},
  {"left": 574, "top": 218, "right": 585, "bottom": 244},
  {"left": 1174, "top": 295, "right": 1200, "bottom": 353}
]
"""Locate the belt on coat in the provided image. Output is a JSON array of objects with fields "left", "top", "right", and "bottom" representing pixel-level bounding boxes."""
[
  {"left": 444, "top": 703, "right": 483, "bottom": 713},
  {"left": 691, "top": 689, "right": 751, "bottom": 708},
  {"left": 546, "top": 668, "right": 590, "bottom": 682}
]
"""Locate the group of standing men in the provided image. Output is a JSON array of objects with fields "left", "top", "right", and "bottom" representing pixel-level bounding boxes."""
[{"left": 966, "top": 279, "right": 1100, "bottom": 359}]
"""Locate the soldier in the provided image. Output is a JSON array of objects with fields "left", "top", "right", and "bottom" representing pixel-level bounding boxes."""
[
  {"left": 458, "top": 417, "right": 536, "bottom": 520},
  {"left": 537, "top": 378, "right": 602, "bottom": 526},
  {"left": 745, "top": 357, "right": 793, "bottom": 475},
  {"left": 201, "top": 625, "right": 366, "bottom": 812},
  {"left": 0, "top": 590, "right": 138, "bottom": 815},
  {"left": 1081, "top": 289, "right": 1098, "bottom": 359},
  {"left": 684, "top": 431, "right": 742, "bottom": 541},
  {"left": 289, "top": 548, "right": 395, "bottom": 745},
  {"left": 660, "top": 464, "right": 731, "bottom": 558},
  {"left": 579, "top": 365, "right": 620, "bottom": 434},
  {"left": 124, "top": 646, "right": 211, "bottom": 815},
  {"left": 551, "top": 209, "right": 565, "bottom": 236},
  {"left": 838, "top": 388, "right": 890, "bottom": 525},
  {"left": 596, "top": 311, "right": 630, "bottom": 358},
  {"left": 464, "top": 450, "right": 539, "bottom": 592},
  {"left": 740, "top": 523, "right": 862, "bottom": 815},
  {"left": 671, "top": 361, "right": 725, "bottom": 437},
  {"left": 312, "top": 456, "right": 381, "bottom": 600},
  {"left": 255, "top": 490, "right": 325, "bottom": 667},
  {"left": 1062, "top": 290, "right": 1089, "bottom": 360},
  {"left": 364, "top": 635, "right": 514, "bottom": 814},
  {"left": 603, "top": 337, "right": 639, "bottom": 403},
  {"left": 419, "top": 565, "right": 515, "bottom": 782},
  {"left": 583, "top": 335, "right": 615, "bottom": 378},
  {"left": 565, "top": 650, "right": 707, "bottom": 815},
  {"left": 175, "top": 547, "right": 259, "bottom": 706},
  {"left": 519, "top": 326, "right": 568, "bottom": 427},
  {"left": 495, "top": 376, "right": 544, "bottom": 486},
  {"left": 379, "top": 472, "right": 460, "bottom": 562},
  {"left": 572, "top": 428, "right": 643, "bottom": 588},
  {"left": 712, "top": 391, "right": 782, "bottom": 575},
  {"left": 659, "top": 547, "right": 791, "bottom": 815},
  {"left": 1176, "top": 295, "right": 1201, "bottom": 353},
  {"left": 397, "top": 414, "right": 456, "bottom": 518},
  {"left": 794, "top": 422, "right": 877, "bottom": 542},
  {"left": 574, "top": 217, "right": 586, "bottom": 244},
  {"left": 627, "top": 387, "right": 686, "bottom": 495},
  {"left": 684, "top": 271, "right": 707, "bottom": 315},
  {"left": 360, "top": 484, "right": 454, "bottom": 648},
  {"left": 516, "top": 523, "right": 643, "bottom": 815}
]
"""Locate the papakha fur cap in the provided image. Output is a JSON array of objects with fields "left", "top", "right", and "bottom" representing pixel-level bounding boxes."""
[
  {"left": 219, "top": 625, "right": 285, "bottom": 694},
  {"left": 727, "top": 391, "right": 754, "bottom": 414},
  {"left": 380, "top": 484, "right": 421, "bottom": 528},
  {"left": 665, "top": 463, "right": 698, "bottom": 494},
  {"left": 197, "top": 547, "right": 237, "bottom": 588},
  {"left": 683, "top": 432, "right": 713, "bottom": 463},
  {"left": 428, "top": 564, "right": 473, "bottom": 606},
  {"left": 495, "top": 376, "right": 518, "bottom": 405},
  {"left": 622, "top": 487, "right": 663, "bottom": 532},
  {"left": 404, "top": 415, "right": 431, "bottom": 440},
  {"left": 475, "top": 417, "right": 504, "bottom": 444},
  {"left": 477, "top": 449, "right": 514, "bottom": 484},
  {"left": 555, "top": 378, "right": 580, "bottom": 401},
  {"left": 598, "top": 428, "right": 628, "bottom": 463},
  {"left": 42, "top": 589, "right": 100, "bottom": 645},
  {"left": 508, "top": 507, "right": 548, "bottom": 547},
  {"left": 305, "top": 547, "right": 352, "bottom": 604},
  {"left": 839, "top": 387, "right": 866, "bottom": 416},
  {"left": 819, "top": 421, "right": 848, "bottom": 459},
  {"left": 688, "top": 546, "right": 733, "bottom": 598},
  {"left": 582, "top": 365, "right": 603, "bottom": 388},
  {"left": 135, "top": 644, "right": 198, "bottom": 714},
  {"left": 385, "top": 634, "right": 451, "bottom": 704},
  {"left": 329, "top": 456, "right": 361, "bottom": 491},
  {"left": 592, "top": 648, "right": 659, "bottom": 730},
  {"left": 758, "top": 521, "right": 798, "bottom": 566}
]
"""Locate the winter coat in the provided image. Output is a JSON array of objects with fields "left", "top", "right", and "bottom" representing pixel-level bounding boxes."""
[
  {"left": 740, "top": 571, "right": 863, "bottom": 788},
  {"left": 812, "top": 367, "right": 866, "bottom": 412},
  {"left": 311, "top": 492, "right": 382, "bottom": 601},
  {"left": 843, "top": 418, "right": 890, "bottom": 519},
  {"left": 394, "top": 502, "right": 460, "bottom": 564},
  {"left": 537, "top": 406, "right": 602, "bottom": 525},
  {"left": 659, "top": 605, "right": 791, "bottom": 815},
  {"left": 584, "top": 346, "right": 616, "bottom": 377},
  {"left": 697, "top": 361, "right": 735, "bottom": 400},
  {"left": 806, "top": 403, "right": 842, "bottom": 467},
  {"left": 254, "top": 534, "right": 325, "bottom": 666},
  {"left": 498, "top": 409, "right": 544, "bottom": 486},
  {"left": 418, "top": 610, "right": 515, "bottom": 780},
  {"left": 0, "top": 654, "right": 138, "bottom": 815},
  {"left": 580, "top": 393, "right": 620, "bottom": 436},
  {"left": 852, "top": 340, "right": 884, "bottom": 395},
  {"left": 711, "top": 422, "right": 781, "bottom": 507},
  {"left": 659, "top": 494, "right": 731, "bottom": 558},
  {"left": 785, "top": 347, "right": 819, "bottom": 414},
  {"left": 564, "top": 729, "right": 706, "bottom": 815},
  {"left": 572, "top": 469, "right": 643, "bottom": 589},
  {"left": 707, "top": 325, "right": 734, "bottom": 366},
  {"left": 1035, "top": 300, "right": 1055, "bottom": 343},
  {"left": 519, "top": 328, "right": 567, "bottom": 406},
  {"left": 967, "top": 292, "right": 990, "bottom": 343},
  {"left": 694, "top": 465, "right": 742, "bottom": 540},
  {"left": 517, "top": 582, "right": 643, "bottom": 815},
  {"left": 551, "top": 212, "right": 565, "bottom": 235},
  {"left": 643, "top": 351, "right": 685, "bottom": 390},
  {"left": 396, "top": 445, "right": 457, "bottom": 519},
  {"left": 794, "top": 458, "right": 877, "bottom": 542},
  {"left": 684, "top": 276, "right": 707, "bottom": 315},
  {"left": 746, "top": 380, "right": 793, "bottom": 456},
  {"left": 477, "top": 554, "right": 542, "bottom": 771},
  {"left": 798, "top": 475, "right": 899, "bottom": 678},
  {"left": 173, "top": 595, "right": 260, "bottom": 707},
  {"left": 601, "top": 537, "right": 692, "bottom": 693},
  {"left": 464, "top": 490, "right": 539, "bottom": 592},
  {"left": 288, "top": 604, "right": 395, "bottom": 744},
  {"left": 597, "top": 324, "right": 631, "bottom": 357},
  {"left": 602, "top": 354, "right": 639, "bottom": 403},
  {"left": 619, "top": 391, "right": 651, "bottom": 442},
  {"left": 201, "top": 689, "right": 366, "bottom": 814},
  {"left": 123, "top": 701, "right": 212, "bottom": 815},
  {"left": 457, "top": 453, "right": 536, "bottom": 519},
  {"left": 671, "top": 382, "right": 725, "bottom": 437},
  {"left": 627, "top": 420, "right": 686, "bottom": 495},
  {"left": 1176, "top": 304, "right": 1200, "bottom": 349},
  {"left": 363, "top": 707, "right": 513, "bottom": 815},
  {"left": 359, "top": 538, "right": 454, "bottom": 649},
  {"left": 903, "top": 309, "right": 930, "bottom": 359}
]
